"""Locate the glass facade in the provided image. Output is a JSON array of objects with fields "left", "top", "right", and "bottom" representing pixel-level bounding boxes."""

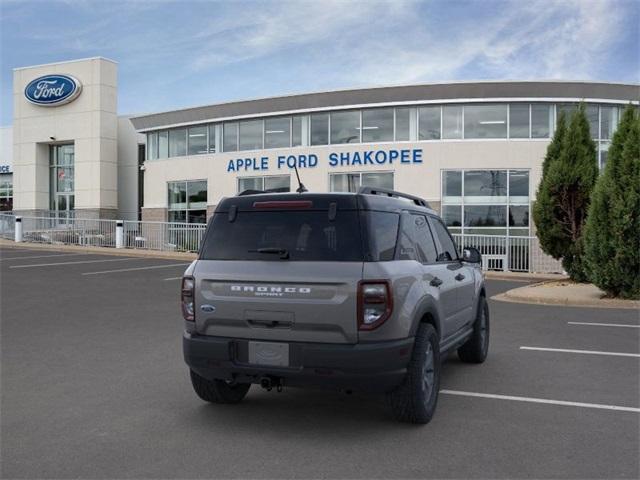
[
  {"left": 239, "top": 120, "right": 263, "bottom": 150},
  {"left": 441, "top": 169, "right": 530, "bottom": 236},
  {"left": 264, "top": 117, "right": 291, "bottom": 149},
  {"left": 0, "top": 173, "right": 12, "bottom": 211},
  {"left": 419, "top": 106, "right": 440, "bottom": 140},
  {"left": 362, "top": 108, "right": 394, "bottom": 143},
  {"left": 168, "top": 128, "right": 187, "bottom": 157},
  {"left": 49, "top": 144, "right": 75, "bottom": 219},
  {"left": 330, "top": 110, "right": 360, "bottom": 144},
  {"left": 187, "top": 126, "right": 208, "bottom": 155},
  {"left": 464, "top": 104, "right": 507, "bottom": 139},
  {"left": 310, "top": 113, "right": 329, "bottom": 145},
  {"left": 223, "top": 122, "right": 238, "bottom": 152},
  {"left": 531, "top": 104, "right": 552, "bottom": 138},
  {"left": 238, "top": 175, "right": 290, "bottom": 193},
  {"left": 509, "top": 104, "right": 529, "bottom": 138},
  {"left": 395, "top": 107, "right": 411, "bottom": 141},
  {"left": 442, "top": 105, "right": 463, "bottom": 139},
  {"left": 292, "top": 116, "right": 303, "bottom": 147},
  {"left": 329, "top": 171, "right": 393, "bottom": 192},
  {"left": 143, "top": 103, "right": 624, "bottom": 165},
  {"left": 167, "top": 180, "right": 207, "bottom": 223},
  {"left": 158, "top": 131, "right": 168, "bottom": 159}
]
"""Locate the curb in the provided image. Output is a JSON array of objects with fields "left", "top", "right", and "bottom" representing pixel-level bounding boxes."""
[
  {"left": 484, "top": 272, "right": 568, "bottom": 282},
  {"left": 0, "top": 239, "right": 197, "bottom": 261},
  {"left": 492, "top": 282, "right": 640, "bottom": 310}
]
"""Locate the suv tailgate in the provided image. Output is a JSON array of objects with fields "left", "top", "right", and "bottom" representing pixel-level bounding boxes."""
[{"left": 194, "top": 261, "right": 362, "bottom": 344}]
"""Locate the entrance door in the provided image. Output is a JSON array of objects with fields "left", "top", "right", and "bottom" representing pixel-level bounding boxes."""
[{"left": 50, "top": 144, "right": 75, "bottom": 223}]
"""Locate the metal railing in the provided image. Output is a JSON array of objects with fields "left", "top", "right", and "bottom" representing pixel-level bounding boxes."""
[
  {"left": 122, "top": 220, "right": 206, "bottom": 252},
  {"left": 20, "top": 216, "right": 118, "bottom": 248},
  {"left": 453, "top": 233, "right": 564, "bottom": 274},
  {"left": 2, "top": 214, "right": 565, "bottom": 272},
  {"left": 0, "top": 213, "right": 15, "bottom": 240}
]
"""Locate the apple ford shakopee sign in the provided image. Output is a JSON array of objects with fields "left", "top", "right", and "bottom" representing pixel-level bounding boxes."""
[{"left": 24, "top": 74, "right": 82, "bottom": 106}]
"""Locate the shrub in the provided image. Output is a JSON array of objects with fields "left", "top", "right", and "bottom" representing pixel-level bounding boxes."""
[
  {"left": 533, "top": 105, "right": 598, "bottom": 281},
  {"left": 584, "top": 106, "right": 640, "bottom": 298}
]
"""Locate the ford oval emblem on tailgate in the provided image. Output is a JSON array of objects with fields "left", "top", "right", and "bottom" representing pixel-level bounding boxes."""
[{"left": 200, "top": 304, "right": 216, "bottom": 313}]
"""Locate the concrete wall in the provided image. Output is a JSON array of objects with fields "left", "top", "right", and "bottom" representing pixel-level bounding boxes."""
[
  {"left": 12, "top": 57, "right": 118, "bottom": 217},
  {"left": 1, "top": 126, "right": 12, "bottom": 169},
  {"left": 141, "top": 207, "right": 166, "bottom": 223},
  {"left": 141, "top": 140, "right": 550, "bottom": 213}
]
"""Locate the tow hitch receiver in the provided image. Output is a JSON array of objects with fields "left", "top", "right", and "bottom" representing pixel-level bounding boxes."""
[{"left": 259, "top": 376, "right": 283, "bottom": 392}]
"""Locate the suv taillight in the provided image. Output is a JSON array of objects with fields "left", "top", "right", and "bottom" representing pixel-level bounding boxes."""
[
  {"left": 181, "top": 276, "right": 195, "bottom": 321},
  {"left": 358, "top": 280, "right": 393, "bottom": 330}
]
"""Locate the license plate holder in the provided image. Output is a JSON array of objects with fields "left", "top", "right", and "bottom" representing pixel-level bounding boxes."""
[{"left": 248, "top": 341, "right": 289, "bottom": 367}]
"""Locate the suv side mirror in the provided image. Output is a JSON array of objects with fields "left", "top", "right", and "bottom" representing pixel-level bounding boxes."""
[{"left": 462, "top": 247, "right": 482, "bottom": 264}]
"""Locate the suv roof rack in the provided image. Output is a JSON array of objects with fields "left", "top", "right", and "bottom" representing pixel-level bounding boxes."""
[
  {"left": 358, "top": 186, "right": 431, "bottom": 208},
  {"left": 238, "top": 187, "right": 290, "bottom": 196}
]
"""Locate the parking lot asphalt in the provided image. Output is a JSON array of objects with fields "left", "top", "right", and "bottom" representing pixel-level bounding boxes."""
[{"left": 1, "top": 245, "right": 639, "bottom": 479}]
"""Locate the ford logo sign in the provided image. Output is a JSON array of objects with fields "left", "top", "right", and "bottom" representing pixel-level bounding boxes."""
[{"left": 24, "top": 74, "right": 82, "bottom": 106}]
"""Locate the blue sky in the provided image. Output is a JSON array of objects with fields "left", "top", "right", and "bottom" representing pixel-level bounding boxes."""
[{"left": 1, "top": 0, "right": 638, "bottom": 126}]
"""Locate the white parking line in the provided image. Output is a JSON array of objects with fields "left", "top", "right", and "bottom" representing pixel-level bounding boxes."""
[
  {"left": 568, "top": 321, "right": 640, "bottom": 329},
  {"left": 440, "top": 390, "right": 640, "bottom": 413},
  {"left": 10, "top": 258, "right": 135, "bottom": 269},
  {"left": 83, "top": 263, "right": 190, "bottom": 276},
  {"left": 520, "top": 346, "right": 640, "bottom": 358},
  {"left": 1, "top": 253, "right": 87, "bottom": 261},
  {"left": 164, "top": 277, "right": 182, "bottom": 281}
]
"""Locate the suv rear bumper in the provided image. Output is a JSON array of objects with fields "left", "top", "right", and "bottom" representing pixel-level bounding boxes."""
[{"left": 183, "top": 332, "right": 414, "bottom": 393}]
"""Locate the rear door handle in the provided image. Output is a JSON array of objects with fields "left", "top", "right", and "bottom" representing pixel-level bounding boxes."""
[
  {"left": 455, "top": 273, "right": 465, "bottom": 281},
  {"left": 430, "top": 277, "right": 443, "bottom": 287}
]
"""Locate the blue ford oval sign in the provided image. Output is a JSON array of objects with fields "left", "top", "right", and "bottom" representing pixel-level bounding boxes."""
[{"left": 24, "top": 74, "right": 82, "bottom": 106}]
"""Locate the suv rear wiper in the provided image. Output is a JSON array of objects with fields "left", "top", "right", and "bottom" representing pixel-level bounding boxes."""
[{"left": 249, "top": 247, "right": 290, "bottom": 259}]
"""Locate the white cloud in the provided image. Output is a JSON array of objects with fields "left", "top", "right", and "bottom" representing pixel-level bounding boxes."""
[
  {"left": 188, "top": 0, "right": 413, "bottom": 71},
  {"left": 342, "top": 0, "right": 632, "bottom": 85},
  {"left": 180, "top": 0, "right": 634, "bottom": 85}
]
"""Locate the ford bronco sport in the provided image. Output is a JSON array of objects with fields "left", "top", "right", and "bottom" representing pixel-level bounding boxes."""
[{"left": 182, "top": 187, "right": 489, "bottom": 424}]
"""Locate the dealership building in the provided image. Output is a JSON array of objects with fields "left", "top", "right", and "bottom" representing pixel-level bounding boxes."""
[{"left": 5, "top": 57, "right": 639, "bottom": 240}]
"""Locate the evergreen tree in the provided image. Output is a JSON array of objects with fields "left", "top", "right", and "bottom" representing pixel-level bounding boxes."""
[
  {"left": 584, "top": 106, "right": 640, "bottom": 298},
  {"left": 542, "top": 111, "right": 567, "bottom": 177},
  {"left": 532, "top": 112, "right": 567, "bottom": 260},
  {"left": 533, "top": 104, "right": 598, "bottom": 281}
]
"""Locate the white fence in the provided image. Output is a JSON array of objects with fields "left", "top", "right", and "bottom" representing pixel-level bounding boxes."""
[
  {"left": 0, "top": 213, "right": 15, "bottom": 240},
  {"left": 122, "top": 220, "right": 206, "bottom": 252},
  {"left": 19, "top": 216, "right": 118, "bottom": 248},
  {"left": 0, "top": 214, "right": 207, "bottom": 253},
  {"left": 0, "top": 213, "right": 564, "bottom": 273},
  {"left": 453, "top": 233, "right": 564, "bottom": 274}
]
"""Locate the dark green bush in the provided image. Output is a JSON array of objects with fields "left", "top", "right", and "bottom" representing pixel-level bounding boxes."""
[
  {"left": 584, "top": 106, "right": 640, "bottom": 299},
  {"left": 533, "top": 105, "right": 598, "bottom": 281}
]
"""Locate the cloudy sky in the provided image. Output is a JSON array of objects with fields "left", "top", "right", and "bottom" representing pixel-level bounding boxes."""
[{"left": 1, "top": 0, "right": 638, "bottom": 125}]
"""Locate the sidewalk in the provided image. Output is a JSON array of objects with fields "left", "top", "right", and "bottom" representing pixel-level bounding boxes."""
[
  {"left": 0, "top": 238, "right": 197, "bottom": 261},
  {"left": 493, "top": 279, "right": 640, "bottom": 309}
]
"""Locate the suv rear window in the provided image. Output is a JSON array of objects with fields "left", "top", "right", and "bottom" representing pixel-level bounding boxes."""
[{"left": 200, "top": 211, "right": 364, "bottom": 261}]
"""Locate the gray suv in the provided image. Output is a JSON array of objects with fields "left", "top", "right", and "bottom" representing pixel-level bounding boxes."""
[{"left": 182, "top": 187, "right": 489, "bottom": 423}]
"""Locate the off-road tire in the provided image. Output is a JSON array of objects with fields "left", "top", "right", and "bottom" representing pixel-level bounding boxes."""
[
  {"left": 387, "top": 323, "right": 440, "bottom": 424},
  {"left": 457, "top": 295, "right": 490, "bottom": 363},
  {"left": 189, "top": 370, "right": 251, "bottom": 404}
]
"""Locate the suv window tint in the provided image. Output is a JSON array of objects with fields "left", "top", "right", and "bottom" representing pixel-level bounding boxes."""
[
  {"left": 396, "top": 213, "right": 437, "bottom": 263},
  {"left": 201, "top": 211, "right": 363, "bottom": 261},
  {"left": 430, "top": 217, "right": 459, "bottom": 262},
  {"left": 397, "top": 214, "right": 418, "bottom": 261},
  {"left": 365, "top": 211, "right": 399, "bottom": 261},
  {"left": 413, "top": 215, "right": 438, "bottom": 263}
]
